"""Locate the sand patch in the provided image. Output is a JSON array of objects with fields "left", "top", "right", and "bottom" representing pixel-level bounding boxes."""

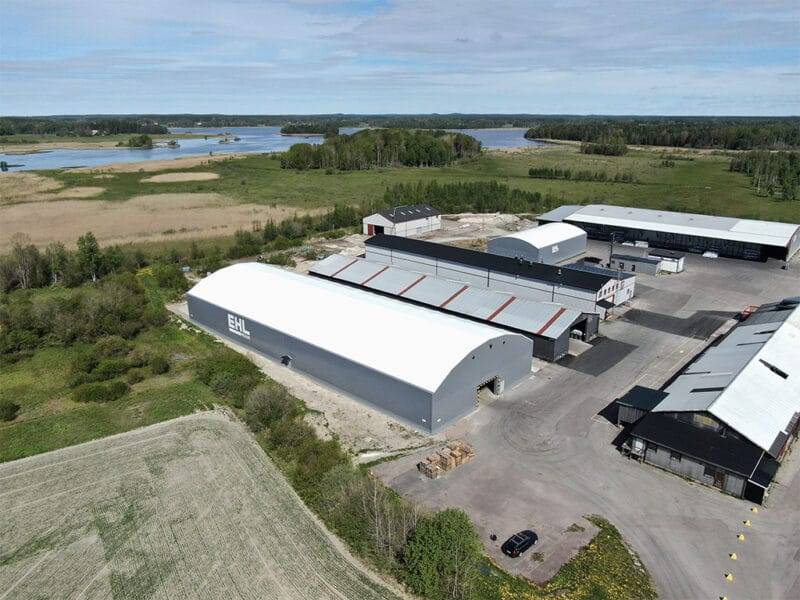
[
  {"left": 142, "top": 172, "right": 220, "bottom": 183},
  {"left": 0, "top": 192, "right": 322, "bottom": 250},
  {"left": 55, "top": 186, "right": 104, "bottom": 199},
  {"left": 93, "top": 174, "right": 116, "bottom": 179},
  {"left": 77, "top": 152, "right": 249, "bottom": 173}
]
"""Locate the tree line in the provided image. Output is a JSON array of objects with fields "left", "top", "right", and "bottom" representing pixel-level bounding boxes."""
[
  {"left": 529, "top": 166, "right": 635, "bottom": 183},
  {"left": 0, "top": 117, "right": 167, "bottom": 137},
  {"left": 384, "top": 180, "right": 543, "bottom": 214},
  {"left": 280, "top": 129, "right": 481, "bottom": 171},
  {"left": 729, "top": 151, "right": 800, "bottom": 201},
  {"left": 579, "top": 134, "right": 628, "bottom": 156},
  {"left": 525, "top": 118, "right": 800, "bottom": 150},
  {"left": 280, "top": 122, "right": 340, "bottom": 137}
]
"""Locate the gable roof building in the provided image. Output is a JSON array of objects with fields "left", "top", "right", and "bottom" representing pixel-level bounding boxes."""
[{"left": 362, "top": 204, "right": 441, "bottom": 237}]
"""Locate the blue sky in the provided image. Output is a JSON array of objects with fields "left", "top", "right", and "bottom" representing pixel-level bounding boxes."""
[{"left": 1, "top": 0, "right": 798, "bottom": 116}]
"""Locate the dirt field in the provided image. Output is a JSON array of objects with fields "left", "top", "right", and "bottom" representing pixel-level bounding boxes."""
[
  {"left": 76, "top": 153, "right": 249, "bottom": 173},
  {"left": 0, "top": 172, "right": 104, "bottom": 205},
  {"left": 0, "top": 193, "right": 319, "bottom": 250},
  {"left": 142, "top": 172, "right": 220, "bottom": 183},
  {"left": 0, "top": 410, "right": 405, "bottom": 600}
]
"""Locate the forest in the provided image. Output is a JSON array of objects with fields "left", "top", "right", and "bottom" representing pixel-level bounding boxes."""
[
  {"left": 280, "top": 128, "right": 481, "bottom": 170},
  {"left": 383, "top": 180, "right": 543, "bottom": 214},
  {"left": 524, "top": 118, "right": 800, "bottom": 150},
  {"left": 0, "top": 117, "right": 167, "bottom": 137},
  {"left": 729, "top": 151, "right": 799, "bottom": 201},
  {"left": 280, "top": 122, "right": 340, "bottom": 137}
]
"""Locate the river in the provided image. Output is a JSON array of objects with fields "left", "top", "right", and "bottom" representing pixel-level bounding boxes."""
[{"left": 0, "top": 127, "right": 546, "bottom": 172}]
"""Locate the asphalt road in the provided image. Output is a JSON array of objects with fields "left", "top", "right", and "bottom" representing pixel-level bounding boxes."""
[{"left": 376, "top": 246, "right": 800, "bottom": 599}]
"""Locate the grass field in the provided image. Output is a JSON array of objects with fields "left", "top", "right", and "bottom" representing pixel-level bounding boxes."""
[
  {"left": 0, "top": 322, "right": 219, "bottom": 462},
  {"left": 38, "top": 145, "right": 796, "bottom": 221},
  {"left": 0, "top": 410, "right": 403, "bottom": 600}
]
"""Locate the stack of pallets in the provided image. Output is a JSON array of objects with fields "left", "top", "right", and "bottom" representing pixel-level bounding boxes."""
[{"left": 417, "top": 440, "right": 476, "bottom": 479}]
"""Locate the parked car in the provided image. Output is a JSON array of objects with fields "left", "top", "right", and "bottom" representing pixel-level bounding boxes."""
[{"left": 501, "top": 530, "right": 538, "bottom": 557}]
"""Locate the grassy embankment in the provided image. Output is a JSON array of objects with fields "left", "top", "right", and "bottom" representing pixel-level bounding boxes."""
[
  {"left": 39, "top": 144, "right": 798, "bottom": 223},
  {"left": 0, "top": 132, "right": 221, "bottom": 152}
]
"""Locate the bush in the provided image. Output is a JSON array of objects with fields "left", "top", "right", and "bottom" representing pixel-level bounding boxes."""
[
  {"left": 402, "top": 509, "right": 483, "bottom": 600},
  {"left": 244, "top": 382, "right": 301, "bottom": 432},
  {"left": 149, "top": 354, "right": 170, "bottom": 375},
  {"left": 70, "top": 347, "right": 100, "bottom": 375},
  {"left": 0, "top": 400, "right": 20, "bottom": 421},
  {"left": 71, "top": 380, "right": 129, "bottom": 403},
  {"left": 93, "top": 335, "right": 131, "bottom": 358},
  {"left": 126, "top": 368, "right": 146, "bottom": 384},
  {"left": 196, "top": 350, "right": 262, "bottom": 407},
  {"left": 93, "top": 358, "right": 131, "bottom": 379},
  {"left": 264, "top": 252, "right": 296, "bottom": 267}
]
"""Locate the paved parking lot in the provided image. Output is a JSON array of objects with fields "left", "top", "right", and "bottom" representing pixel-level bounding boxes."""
[{"left": 375, "top": 245, "right": 800, "bottom": 600}]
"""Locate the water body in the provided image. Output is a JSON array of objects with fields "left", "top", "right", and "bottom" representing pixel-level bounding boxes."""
[{"left": 0, "top": 126, "right": 545, "bottom": 172}]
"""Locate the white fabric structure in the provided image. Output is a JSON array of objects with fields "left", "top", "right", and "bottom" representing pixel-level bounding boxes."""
[
  {"left": 187, "top": 263, "right": 520, "bottom": 393},
  {"left": 500, "top": 223, "right": 587, "bottom": 249}
]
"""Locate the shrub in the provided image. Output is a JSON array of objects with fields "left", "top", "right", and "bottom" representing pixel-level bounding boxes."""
[
  {"left": 244, "top": 382, "right": 301, "bottom": 432},
  {"left": 71, "top": 380, "right": 129, "bottom": 403},
  {"left": 264, "top": 252, "right": 296, "bottom": 267},
  {"left": 149, "top": 354, "right": 170, "bottom": 375},
  {"left": 126, "top": 368, "right": 146, "bottom": 384},
  {"left": 402, "top": 509, "right": 483, "bottom": 600},
  {"left": 70, "top": 347, "right": 100, "bottom": 375},
  {"left": 0, "top": 400, "right": 21, "bottom": 422},
  {"left": 196, "top": 350, "right": 262, "bottom": 407},
  {"left": 93, "top": 335, "right": 131, "bottom": 358},
  {"left": 93, "top": 358, "right": 131, "bottom": 379}
]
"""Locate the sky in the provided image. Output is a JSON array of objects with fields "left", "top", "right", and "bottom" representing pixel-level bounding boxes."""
[{"left": 1, "top": 0, "right": 798, "bottom": 116}]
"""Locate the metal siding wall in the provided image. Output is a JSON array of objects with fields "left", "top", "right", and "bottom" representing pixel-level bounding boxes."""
[
  {"left": 551, "top": 234, "right": 587, "bottom": 265},
  {"left": 642, "top": 442, "right": 745, "bottom": 498},
  {"left": 187, "top": 296, "right": 434, "bottom": 432},
  {"left": 487, "top": 238, "right": 543, "bottom": 263},
  {"left": 431, "top": 334, "right": 532, "bottom": 432}
]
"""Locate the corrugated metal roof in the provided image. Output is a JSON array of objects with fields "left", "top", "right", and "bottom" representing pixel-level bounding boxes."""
[
  {"left": 377, "top": 204, "right": 440, "bottom": 223},
  {"left": 493, "top": 223, "right": 586, "bottom": 249},
  {"left": 188, "top": 263, "right": 528, "bottom": 394},
  {"left": 551, "top": 204, "right": 799, "bottom": 248},
  {"left": 310, "top": 254, "right": 583, "bottom": 340},
  {"left": 653, "top": 300, "right": 800, "bottom": 454}
]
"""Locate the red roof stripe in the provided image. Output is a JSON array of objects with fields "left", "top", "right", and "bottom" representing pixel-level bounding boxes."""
[
  {"left": 361, "top": 265, "right": 389, "bottom": 286},
  {"left": 330, "top": 258, "right": 359, "bottom": 277},
  {"left": 536, "top": 307, "right": 567, "bottom": 335},
  {"left": 487, "top": 296, "right": 517, "bottom": 321},
  {"left": 398, "top": 274, "right": 427, "bottom": 296},
  {"left": 439, "top": 285, "right": 469, "bottom": 308}
]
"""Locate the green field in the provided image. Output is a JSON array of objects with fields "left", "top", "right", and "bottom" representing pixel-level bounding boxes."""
[
  {"left": 0, "top": 322, "right": 218, "bottom": 462},
  {"left": 44, "top": 145, "right": 798, "bottom": 222}
]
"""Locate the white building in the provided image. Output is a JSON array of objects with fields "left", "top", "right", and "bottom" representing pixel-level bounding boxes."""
[
  {"left": 362, "top": 204, "right": 441, "bottom": 237},
  {"left": 488, "top": 223, "right": 587, "bottom": 265}
]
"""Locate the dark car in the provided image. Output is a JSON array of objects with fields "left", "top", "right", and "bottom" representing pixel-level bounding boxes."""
[{"left": 501, "top": 530, "right": 538, "bottom": 557}]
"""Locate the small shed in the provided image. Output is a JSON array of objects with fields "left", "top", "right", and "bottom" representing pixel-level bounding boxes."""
[
  {"left": 609, "top": 253, "right": 660, "bottom": 276},
  {"left": 362, "top": 204, "right": 441, "bottom": 237},
  {"left": 488, "top": 223, "right": 587, "bottom": 265},
  {"left": 616, "top": 386, "right": 667, "bottom": 426},
  {"left": 647, "top": 249, "right": 685, "bottom": 273}
]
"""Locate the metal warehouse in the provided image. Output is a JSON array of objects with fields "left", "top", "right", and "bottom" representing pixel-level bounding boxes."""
[
  {"left": 310, "top": 253, "right": 598, "bottom": 361},
  {"left": 488, "top": 223, "right": 587, "bottom": 265},
  {"left": 621, "top": 297, "right": 800, "bottom": 503},
  {"left": 362, "top": 203, "right": 441, "bottom": 237},
  {"left": 538, "top": 204, "right": 800, "bottom": 261},
  {"left": 186, "top": 263, "right": 532, "bottom": 434},
  {"left": 365, "top": 234, "right": 631, "bottom": 317}
]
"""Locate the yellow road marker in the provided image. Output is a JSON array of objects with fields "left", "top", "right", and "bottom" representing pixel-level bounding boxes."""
[
  {"left": 725, "top": 573, "right": 734, "bottom": 582},
  {"left": 729, "top": 552, "right": 738, "bottom": 560},
  {"left": 737, "top": 533, "right": 746, "bottom": 541},
  {"left": 750, "top": 506, "right": 758, "bottom": 513},
  {"left": 743, "top": 519, "right": 752, "bottom": 527}
]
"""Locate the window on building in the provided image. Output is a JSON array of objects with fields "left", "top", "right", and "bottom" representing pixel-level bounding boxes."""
[{"left": 670, "top": 451, "right": 682, "bottom": 462}]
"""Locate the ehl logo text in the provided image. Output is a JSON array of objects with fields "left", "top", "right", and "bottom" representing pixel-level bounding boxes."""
[{"left": 227, "top": 314, "right": 251, "bottom": 340}]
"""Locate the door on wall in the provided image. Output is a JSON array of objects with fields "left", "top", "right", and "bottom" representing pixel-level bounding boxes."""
[
  {"left": 713, "top": 470, "right": 726, "bottom": 489},
  {"left": 367, "top": 224, "right": 375, "bottom": 235}
]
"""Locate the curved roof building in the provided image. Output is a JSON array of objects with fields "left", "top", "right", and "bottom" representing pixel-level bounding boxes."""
[
  {"left": 187, "top": 263, "right": 532, "bottom": 432},
  {"left": 489, "top": 223, "right": 587, "bottom": 265}
]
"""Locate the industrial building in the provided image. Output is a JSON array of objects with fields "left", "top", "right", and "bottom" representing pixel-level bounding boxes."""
[
  {"left": 609, "top": 253, "right": 661, "bottom": 276},
  {"left": 488, "top": 223, "right": 587, "bottom": 265},
  {"left": 646, "top": 249, "right": 685, "bottom": 273},
  {"left": 538, "top": 204, "right": 800, "bottom": 261},
  {"left": 362, "top": 204, "right": 441, "bottom": 237},
  {"left": 365, "top": 235, "right": 632, "bottom": 317},
  {"left": 310, "top": 253, "right": 598, "bottom": 361},
  {"left": 621, "top": 298, "right": 800, "bottom": 503},
  {"left": 186, "top": 263, "right": 532, "bottom": 434},
  {"left": 566, "top": 261, "right": 636, "bottom": 304}
]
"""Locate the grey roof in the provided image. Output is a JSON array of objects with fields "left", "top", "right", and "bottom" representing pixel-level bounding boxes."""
[
  {"left": 377, "top": 204, "right": 440, "bottom": 224},
  {"left": 310, "top": 254, "right": 584, "bottom": 340},
  {"left": 540, "top": 204, "right": 799, "bottom": 249},
  {"left": 651, "top": 298, "right": 800, "bottom": 455},
  {"left": 538, "top": 205, "right": 582, "bottom": 223},
  {"left": 567, "top": 261, "right": 636, "bottom": 280},
  {"left": 611, "top": 253, "right": 660, "bottom": 265}
]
